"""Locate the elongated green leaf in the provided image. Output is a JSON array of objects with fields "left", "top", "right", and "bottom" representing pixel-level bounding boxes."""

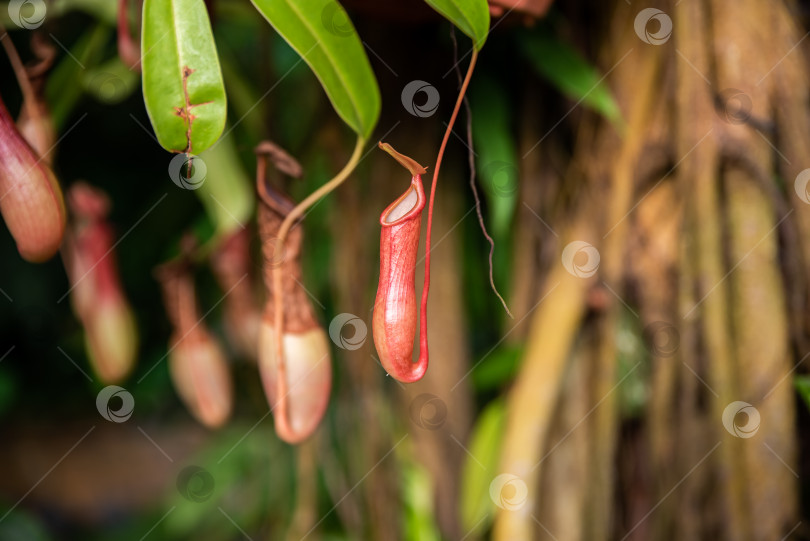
[
  {"left": 250, "top": 0, "right": 380, "bottom": 140},
  {"left": 196, "top": 131, "right": 254, "bottom": 237},
  {"left": 461, "top": 399, "right": 506, "bottom": 537},
  {"left": 425, "top": 0, "right": 489, "bottom": 50},
  {"left": 518, "top": 28, "right": 622, "bottom": 127},
  {"left": 402, "top": 461, "right": 442, "bottom": 541},
  {"left": 142, "top": 0, "right": 227, "bottom": 154}
]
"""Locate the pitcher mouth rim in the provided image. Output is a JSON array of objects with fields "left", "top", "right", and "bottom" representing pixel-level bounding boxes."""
[{"left": 379, "top": 176, "right": 426, "bottom": 227}]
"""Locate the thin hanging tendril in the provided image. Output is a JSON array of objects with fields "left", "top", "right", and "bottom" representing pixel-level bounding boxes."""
[{"left": 450, "top": 28, "right": 513, "bottom": 318}]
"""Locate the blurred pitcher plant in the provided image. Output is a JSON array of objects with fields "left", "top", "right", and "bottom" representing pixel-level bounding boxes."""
[
  {"left": 156, "top": 248, "right": 233, "bottom": 429},
  {"left": 63, "top": 182, "right": 138, "bottom": 383},
  {"left": 0, "top": 91, "right": 65, "bottom": 263},
  {"left": 255, "top": 142, "right": 331, "bottom": 444}
]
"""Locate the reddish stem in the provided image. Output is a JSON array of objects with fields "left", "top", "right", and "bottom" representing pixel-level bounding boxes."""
[{"left": 414, "top": 48, "right": 479, "bottom": 378}]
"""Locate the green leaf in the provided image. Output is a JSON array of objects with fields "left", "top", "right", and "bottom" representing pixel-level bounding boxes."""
[
  {"left": 471, "top": 343, "right": 523, "bottom": 392},
  {"left": 518, "top": 27, "right": 623, "bottom": 127},
  {"left": 795, "top": 376, "right": 810, "bottom": 412},
  {"left": 196, "top": 131, "right": 254, "bottom": 237},
  {"left": 460, "top": 399, "right": 507, "bottom": 537},
  {"left": 250, "top": 0, "right": 380, "bottom": 140},
  {"left": 141, "top": 0, "right": 227, "bottom": 154},
  {"left": 425, "top": 0, "right": 490, "bottom": 50},
  {"left": 402, "top": 462, "right": 442, "bottom": 541}
]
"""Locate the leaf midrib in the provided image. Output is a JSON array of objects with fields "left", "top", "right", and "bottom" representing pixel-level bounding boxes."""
[{"left": 169, "top": 0, "right": 189, "bottom": 151}]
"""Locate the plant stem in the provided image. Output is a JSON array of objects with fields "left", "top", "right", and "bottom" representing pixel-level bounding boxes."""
[
  {"left": 272, "top": 135, "right": 365, "bottom": 434},
  {"left": 418, "top": 48, "right": 479, "bottom": 368}
]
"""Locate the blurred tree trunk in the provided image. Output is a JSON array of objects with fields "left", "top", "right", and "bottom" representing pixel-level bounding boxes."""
[{"left": 494, "top": 0, "right": 803, "bottom": 539}]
